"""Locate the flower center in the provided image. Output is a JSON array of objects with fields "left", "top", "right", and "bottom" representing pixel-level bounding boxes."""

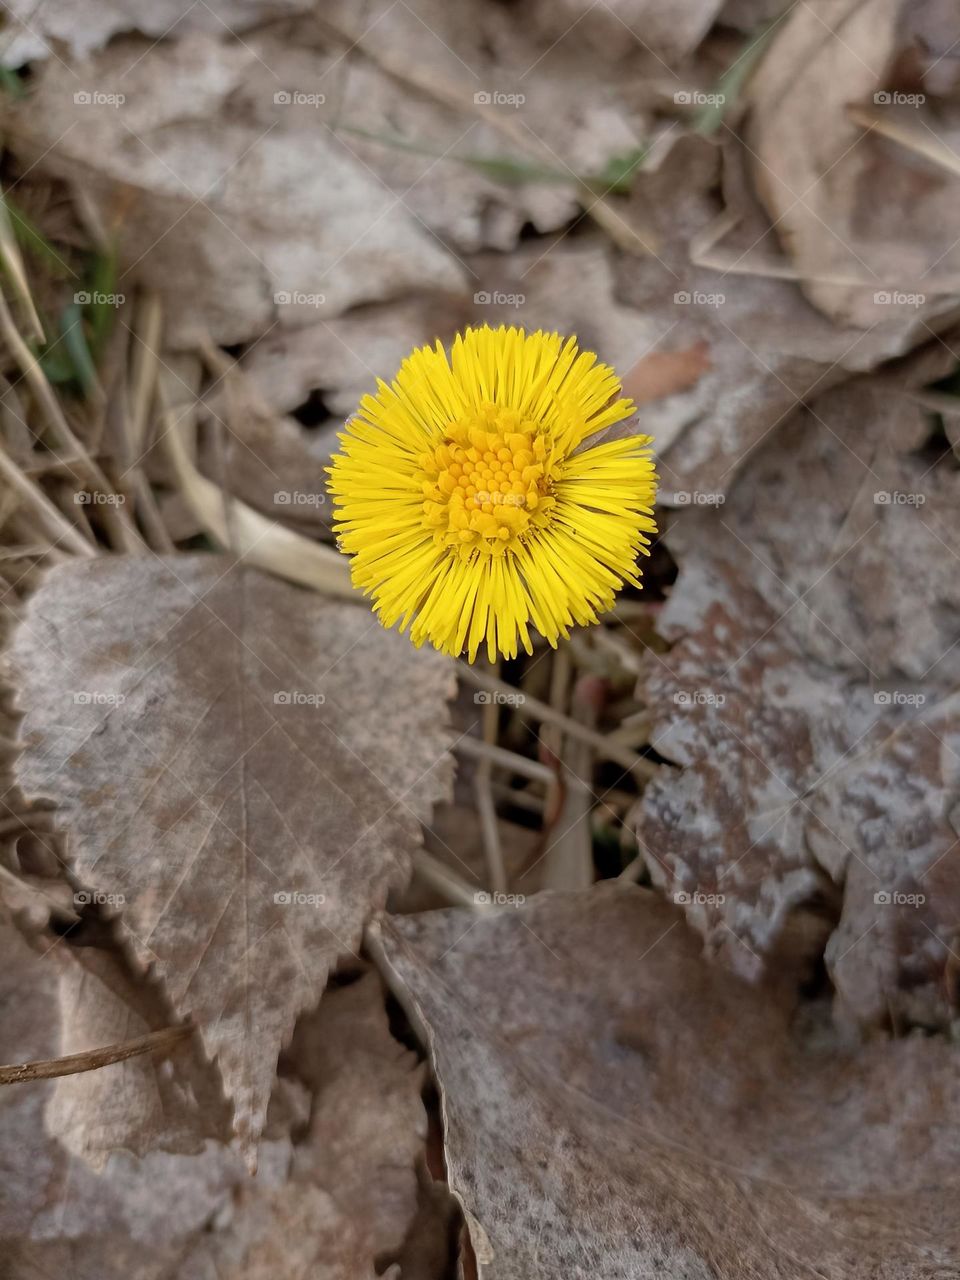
[{"left": 419, "top": 403, "right": 558, "bottom": 556}]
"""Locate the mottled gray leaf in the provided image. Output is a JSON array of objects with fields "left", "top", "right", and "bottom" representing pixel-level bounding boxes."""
[
  {"left": 3, "top": 34, "right": 464, "bottom": 348},
  {"left": 633, "top": 379, "right": 960, "bottom": 1028},
  {"left": 372, "top": 887, "right": 960, "bottom": 1279},
  {"left": 9, "top": 555, "right": 454, "bottom": 1151}
]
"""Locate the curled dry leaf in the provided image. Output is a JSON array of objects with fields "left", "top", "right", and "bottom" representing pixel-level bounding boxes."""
[
  {"left": 0, "top": 912, "right": 247, "bottom": 1275},
  {"left": 615, "top": 132, "right": 960, "bottom": 498},
  {"left": 1, "top": 906, "right": 430, "bottom": 1280},
  {"left": 633, "top": 379, "right": 960, "bottom": 1030},
  {"left": 194, "top": 404, "right": 338, "bottom": 537},
  {"left": 744, "top": 0, "right": 960, "bottom": 330},
  {"left": 234, "top": 294, "right": 470, "bottom": 426},
  {"left": 45, "top": 939, "right": 232, "bottom": 1167},
  {"left": 469, "top": 239, "right": 671, "bottom": 376},
  {"left": 371, "top": 886, "right": 960, "bottom": 1279},
  {"left": 9, "top": 555, "right": 454, "bottom": 1153}
]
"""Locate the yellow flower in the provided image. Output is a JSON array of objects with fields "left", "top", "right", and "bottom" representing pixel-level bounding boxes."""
[{"left": 328, "top": 325, "right": 658, "bottom": 663}]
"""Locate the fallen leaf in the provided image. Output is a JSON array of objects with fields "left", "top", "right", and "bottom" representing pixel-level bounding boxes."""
[
  {"left": 0, "top": 0, "right": 312, "bottom": 66},
  {"left": 178, "top": 971, "right": 428, "bottom": 1279},
  {"left": 195, "top": 406, "right": 336, "bottom": 537},
  {"left": 744, "top": 0, "right": 960, "bottom": 330},
  {"left": 0, "top": 907, "right": 430, "bottom": 1279},
  {"left": 0, "top": 913, "right": 247, "bottom": 1272},
  {"left": 612, "top": 132, "right": 960, "bottom": 497},
  {"left": 235, "top": 294, "right": 470, "bottom": 424},
  {"left": 45, "top": 938, "right": 232, "bottom": 1167},
  {"left": 632, "top": 378, "right": 960, "bottom": 1028},
  {"left": 235, "top": 239, "right": 669, "bottom": 437},
  {"left": 525, "top": 0, "right": 726, "bottom": 63},
  {"left": 9, "top": 555, "right": 454, "bottom": 1151},
  {"left": 370, "top": 886, "right": 960, "bottom": 1279},
  {"left": 469, "top": 239, "right": 670, "bottom": 374},
  {"left": 3, "top": 34, "right": 466, "bottom": 348},
  {"left": 622, "top": 341, "right": 711, "bottom": 406},
  {"left": 319, "top": 0, "right": 653, "bottom": 250}
]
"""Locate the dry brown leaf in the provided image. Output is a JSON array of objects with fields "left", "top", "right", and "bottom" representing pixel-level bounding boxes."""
[
  {"left": 3, "top": 35, "right": 465, "bottom": 348},
  {"left": 195, "top": 408, "right": 335, "bottom": 537},
  {"left": 319, "top": 0, "right": 653, "bottom": 250},
  {"left": 371, "top": 886, "right": 960, "bottom": 1279},
  {"left": 0, "top": 0, "right": 311, "bottom": 65},
  {"left": 0, "top": 914, "right": 248, "bottom": 1275},
  {"left": 622, "top": 341, "right": 712, "bottom": 406},
  {"left": 235, "top": 239, "right": 669, "bottom": 440},
  {"left": 9, "top": 555, "right": 454, "bottom": 1152},
  {"left": 632, "top": 378, "right": 960, "bottom": 1029},
  {"left": 525, "top": 0, "right": 725, "bottom": 63},
  {"left": 45, "top": 939, "right": 232, "bottom": 1167},
  {"left": 178, "top": 971, "right": 428, "bottom": 1280},
  {"left": 745, "top": 0, "right": 960, "bottom": 330},
  {"left": 1, "top": 910, "right": 430, "bottom": 1279},
  {"left": 234, "top": 294, "right": 469, "bottom": 425},
  {"left": 613, "top": 132, "right": 960, "bottom": 496},
  {"left": 469, "top": 239, "right": 668, "bottom": 373}
]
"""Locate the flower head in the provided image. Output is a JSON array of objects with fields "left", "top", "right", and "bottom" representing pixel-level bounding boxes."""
[{"left": 328, "top": 325, "right": 657, "bottom": 662}]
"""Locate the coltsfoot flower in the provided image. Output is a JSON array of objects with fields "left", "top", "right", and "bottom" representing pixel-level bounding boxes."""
[{"left": 328, "top": 325, "right": 658, "bottom": 662}]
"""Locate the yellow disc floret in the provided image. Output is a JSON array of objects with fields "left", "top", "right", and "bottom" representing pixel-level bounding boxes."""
[{"left": 420, "top": 405, "right": 558, "bottom": 556}]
